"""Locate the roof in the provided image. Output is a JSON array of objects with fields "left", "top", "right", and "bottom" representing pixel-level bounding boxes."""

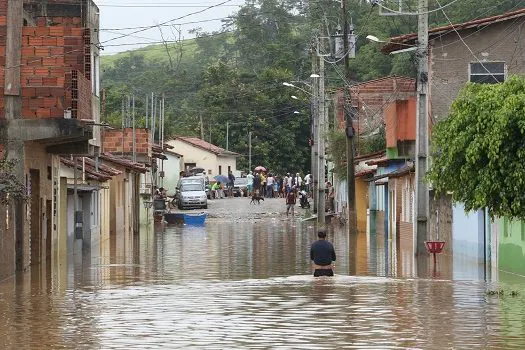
[
  {"left": 99, "top": 153, "right": 148, "bottom": 173},
  {"left": 60, "top": 157, "right": 119, "bottom": 181},
  {"left": 365, "top": 157, "right": 389, "bottom": 166},
  {"left": 349, "top": 75, "right": 416, "bottom": 88},
  {"left": 165, "top": 149, "right": 183, "bottom": 158},
  {"left": 174, "top": 136, "right": 240, "bottom": 157},
  {"left": 365, "top": 163, "right": 414, "bottom": 182},
  {"left": 382, "top": 8, "right": 525, "bottom": 54},
  {"left": 355, "top": 150, "right": 386, "bottom": 162},
  {"left": 355, "top": 168, "right": 376, "bottom": 178}
]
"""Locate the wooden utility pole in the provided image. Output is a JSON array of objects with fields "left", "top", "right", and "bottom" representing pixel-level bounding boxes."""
[
  {"left": 415, "top": 0, "right": 429, "bottom": 255},
  {"left": 342, "top": 0, "right": 357, "bottom": 234}
]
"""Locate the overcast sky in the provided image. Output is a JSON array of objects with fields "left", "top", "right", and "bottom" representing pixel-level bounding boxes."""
[{"left": 95, "top": 0, "right": 246, "bottom": 55}]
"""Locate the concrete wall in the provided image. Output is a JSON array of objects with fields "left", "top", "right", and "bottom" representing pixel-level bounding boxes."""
[
  {"left": 430, "top": 18, "right": 525, "bottom": 121},
  {"left": 167, "top": 139, "right": 237, "bottom": 177},
  {"left": 163, "top": 152, "right": 181, "bottom": 192},
  {"left": 498, "top": 217, "right": 525, "bottom": 276}
]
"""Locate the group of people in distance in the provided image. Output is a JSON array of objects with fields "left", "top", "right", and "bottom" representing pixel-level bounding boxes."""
[{"left": 245, "top": 171, "right": 312, "bottom": 198}]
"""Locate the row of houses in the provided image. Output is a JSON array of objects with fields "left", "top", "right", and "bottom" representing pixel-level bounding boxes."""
[
  {"left": 333, "top": 8, "right": 525, "bottom": 276},
  {"left": 0, "top": 0, "right": 239, "bottom": 282}
]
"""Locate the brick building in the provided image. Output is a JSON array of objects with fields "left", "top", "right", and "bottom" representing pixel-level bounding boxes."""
[{"left": 0, "top": 0, "right": 101, "bottom": 280}]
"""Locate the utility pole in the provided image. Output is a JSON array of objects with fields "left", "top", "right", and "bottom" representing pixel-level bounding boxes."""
[
  {"left": 415, "top": 0, "right": 429, "bottom": 255},
  {"left": 342, "top": 0, "right": 357, "bottom": 234},
  {"left": 226, "top": 121, "right": 229, "bottom": 151},
  {"left": 200, "top": 115, "right": 204, "bottom": 139},
  {"left": 312, "top": 45, "right": 320, "bottom": 215},
  {"left": 248, "top": 131, "right": 252, "bottom": 171},
  {"left": 317, "top": 40, "right": 326, "bottom": 226}
]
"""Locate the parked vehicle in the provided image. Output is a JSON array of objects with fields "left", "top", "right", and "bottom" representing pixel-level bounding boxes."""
[
  {"left": 175, "top": 175, "right": 210, "bottom": 199},
  {"left": 232, "top": 177, "right": 248, "bottom": 197},
  {"left": 176, "top": 182, "right": 208, "bottom": 210}
]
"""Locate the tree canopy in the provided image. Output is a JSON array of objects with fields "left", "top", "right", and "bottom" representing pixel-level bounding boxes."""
[
  {"left": 427, "top": 76, "right": 525, "bottom": 220},
  {"left": 101, "top": 0, "right": 521, "bottom": 174}
]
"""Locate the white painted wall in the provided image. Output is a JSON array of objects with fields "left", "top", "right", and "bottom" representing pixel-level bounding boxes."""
[{"left": 163, "top": 152, "right": 182, "bottom": 192}]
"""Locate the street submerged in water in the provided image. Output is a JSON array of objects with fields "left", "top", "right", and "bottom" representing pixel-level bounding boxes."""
[{"left": 1, "top": 197, "right": 525, "bottom": 349}]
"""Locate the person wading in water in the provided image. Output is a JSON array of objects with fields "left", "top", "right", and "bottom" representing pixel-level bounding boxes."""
[{"left": 310, "top": 230, "right": 336, "bottom": 277}]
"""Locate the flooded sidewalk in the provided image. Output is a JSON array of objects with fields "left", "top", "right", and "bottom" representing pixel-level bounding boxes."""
[{"left": 1, "top": 198, "right": 525, "bottom": 349}]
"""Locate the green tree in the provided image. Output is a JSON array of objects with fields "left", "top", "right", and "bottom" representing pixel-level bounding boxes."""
[
  {"left": 0, "top": 158, "right": 27, "bottom": 205},
  {"left": 427, "top": 75, "right": 525, "bottom": 220}
]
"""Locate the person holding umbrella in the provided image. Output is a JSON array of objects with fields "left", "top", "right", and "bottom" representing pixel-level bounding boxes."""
[{"left": 227, "top": 171, "right": 235, "bottom": 197}]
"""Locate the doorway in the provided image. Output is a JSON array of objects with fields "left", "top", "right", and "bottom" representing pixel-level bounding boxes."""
[{"left": 46, "top": 199, "right": 52, "bottom": 261}]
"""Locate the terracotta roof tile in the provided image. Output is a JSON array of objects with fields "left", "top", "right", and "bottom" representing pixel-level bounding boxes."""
[
  {"left": 175, "top": 136, "right": 239, "bottom": 156},
  {"left": 383, "top": 8, "right": 525, "bottom": 54}
]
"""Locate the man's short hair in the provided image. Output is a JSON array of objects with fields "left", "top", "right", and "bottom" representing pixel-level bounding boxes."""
[{"left": 318, "top": 230, "right": 327, "bottom": 238}]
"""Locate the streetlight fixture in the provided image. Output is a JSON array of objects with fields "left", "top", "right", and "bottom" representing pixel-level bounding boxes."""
[{"left": 366, "top": 34, "right": 418, "bottom": 54}]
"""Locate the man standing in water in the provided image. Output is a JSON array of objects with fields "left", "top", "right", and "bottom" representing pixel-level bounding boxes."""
[{"left": 310, "top": 230, "right": 336, "bottom": 277}]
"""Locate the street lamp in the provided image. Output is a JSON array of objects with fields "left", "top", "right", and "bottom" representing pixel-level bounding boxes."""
[{"left": 366, "top": 34, "right": 418, "bottom": 54}]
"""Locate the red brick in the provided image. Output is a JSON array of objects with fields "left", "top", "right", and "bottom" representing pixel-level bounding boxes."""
[
  {"left": 52, "top": 17, "right": 63, "bottom": 24},
  {"left": 21, "top": 46, "right": 34, "bottom": 56},
  {"left": 0, "top": 16, "right": 6, "bottom": 26},
  {"left": 22, "top": 88, "right": 36, "bottom": 97},
  {"left": 49, "top": 26, "right": 65, "bottom": 37},
  {"left": 0, "top": 46, "right": 5, "bottom": 56},
  {"left": 42, "top": 57, "right": 56, "bottom": 66},
  {"left": 49, "top": 108, "right": 62, "bottom": 117},
  {"left": 72, "top": 17, "right": 82, "bottom": 25},
  {"left": 56, "top": 37, "right": 65, "bottom": 46},
  {"left": 34, "top": 47, "right": 50, "bottom": 57},
  {"left": 50, "top": 46, "right": 64, "bottom": 56},
  {"left": 43, "top": 97, "right": 57, "bottom": 108},
  {"left": 29, "top": 97, "right": 42, "bottom": 108},
  {"left": 42, "top": 37, "right": 57, "bottom": 46},
  {"left": 35, "top": 27, "right": 49, "bottom": 36},
  {"left": 27, "top": 76, "right": 43, "bottom": 86},
  {"left": 34, "top": 67, "right": 49, "bottom": 76},
  {"left": 49, "top": 67, "right": 65, "bottom": 76},
  {"left": 64, "top": 37, "right": 81, "bottom": 46},
  {"left": 70, "top": 28, "right": 83, "bottom": 36},
  {"left": 36, "top": 108, "right": 51, "bottom": 118},
  {"left": 22, "top": 108, "right": 37, "bottom": 118},
  {"left": 36, "top": 17, "right": 47, "bottom": 27},
  {"left": 42, "top": 77, "right": 57, "bottom": 86},
  {"left": 56, "top": 77, "right": 65, "bottom": 86},
  {"left": 28, "top": 37, "right": 43, "bottom": 46},
  {"left": 22, "top": 27, "right": 35, "bottom": 36}
]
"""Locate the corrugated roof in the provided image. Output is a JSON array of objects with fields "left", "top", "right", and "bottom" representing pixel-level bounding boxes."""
[
  {"left": 382, "top": 8, "right": 525, "bottom": 54},
  {"left": 100, "top": 153, "right": 148, "bottom": 173},
  {"left": 175, "top": 136, "right": 240, "bottom": 156},
  {"left": 60, "top": 157, "right": 117, "bottom": 181}
]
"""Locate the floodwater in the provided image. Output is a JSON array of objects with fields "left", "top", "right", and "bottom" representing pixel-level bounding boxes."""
[{"left": 1, "top": 198, "right": 525, "bottom": 349}]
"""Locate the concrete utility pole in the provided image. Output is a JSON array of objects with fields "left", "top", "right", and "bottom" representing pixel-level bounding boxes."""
[
  {"left": 311, "top": 45, "right": 319, "bottom": 214},
  {"left": 415, "top": 0, "right": 429, "bottom": 255},
  {"left": 317, "top": 41, "right": 326, "bottom": 226},
  {"left": 248, "top": 131, "right": 252, "bottom": 171},
  {"left": 5, "top": 0, "right": 24, "bottom": 270},
  {"left": 342, "top": 0, "right": 357, "bottom": 234}
]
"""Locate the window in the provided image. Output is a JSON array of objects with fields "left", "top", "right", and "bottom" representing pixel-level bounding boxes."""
[{"left": 469, "top": 62, "right": 505, "bottom": 84}]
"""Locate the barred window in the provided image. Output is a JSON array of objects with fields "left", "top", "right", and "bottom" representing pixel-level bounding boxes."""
[{"left": 469, "top": 62, "right": 505, "bottom": 84}]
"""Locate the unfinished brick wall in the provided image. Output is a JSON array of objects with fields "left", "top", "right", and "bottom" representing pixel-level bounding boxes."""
[
  {"left": 102, "top": 129, "right": 151, "bottom": 156},
  {"left": 20, "top": 21, "right": 85, "bottom": 119},
  {"left": 0, "top": 1, "right": 92, "bottom": 120},
  {"left": 335, "top": 77, "right": 416, "bottom": 137}
]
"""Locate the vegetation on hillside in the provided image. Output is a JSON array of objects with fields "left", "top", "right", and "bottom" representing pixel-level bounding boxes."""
[{"left": 101, "top": 0, "right": 523, "bottom": 174}]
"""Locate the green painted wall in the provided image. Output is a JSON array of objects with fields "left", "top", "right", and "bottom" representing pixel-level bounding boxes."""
[{"left": 498, "top": 217, "right": 525, "bottom": 275}]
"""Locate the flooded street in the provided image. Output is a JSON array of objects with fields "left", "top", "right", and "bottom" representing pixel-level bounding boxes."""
[{"left": 1, "top": 197, "right": 525, "bottom": 349}]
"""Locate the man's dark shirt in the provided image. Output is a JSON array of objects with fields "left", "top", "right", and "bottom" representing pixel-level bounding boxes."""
[{"left": 310, "top": 240, "right": 336, "bottom": 266}]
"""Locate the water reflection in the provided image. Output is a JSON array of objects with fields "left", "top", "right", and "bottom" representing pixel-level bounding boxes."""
[{"left": 0, "top": 217, "right": 525, "bottom": 349}]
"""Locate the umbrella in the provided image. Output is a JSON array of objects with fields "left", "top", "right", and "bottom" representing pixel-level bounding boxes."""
[
  {"left": 254, "top": 166, "right": 266, "bottom": 172},
  {"left": 213, "top": 174, "right": 229, "bottom": 183}
]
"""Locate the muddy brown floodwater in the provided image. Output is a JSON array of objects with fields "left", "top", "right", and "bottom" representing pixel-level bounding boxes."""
[{"left": 1, "top": 197, "right": 525, "bottom": 349}]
